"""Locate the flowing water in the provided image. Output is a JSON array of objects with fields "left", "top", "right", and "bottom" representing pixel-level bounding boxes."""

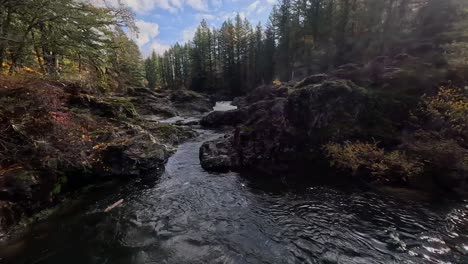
[{"left": 1, "top": 104, "right": 468, "bottom": 264}]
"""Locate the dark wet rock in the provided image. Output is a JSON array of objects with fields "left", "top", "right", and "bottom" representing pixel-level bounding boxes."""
[
  {"left": 170, "top": 89, "right": 215, "bottom": 115},
  {"left": 175, "top": 119, "right": 200, "bottom": 126},
  {"left": 199, "top": 137, "right": 235, "bottom": 172},
  {"left": 0, "top": 170, "right": 41, "bottom": 202},
  {"left": 200, "top": 79, "right": 373, "bottom": 175},
  {"left": 230, "top": 85, "right": 289, "bottom": 108},
  {"left": 127, "top": 88, "right": 178, "bottom": 117},
  {"left": 69, "top": 94, "right": 138, "bottom": 118},
  {"left": 293, "top": 74, "right": 329, "bottom": 89},
  {"left": 0, "top": 201, "right": 22, "bottom": 233},
  {"left": 127, "top": 87, "right": 214, "bottom": 117},
  {"left": 0, "top": 169, "right": 50, "bottom": 232},
  {"left": 96, "top": 135, "right": 169, "bottom": 177},
  {"left": 231, "top": 96, "right": 246, "bottom": 107},
  {"left": 200, "top": 109, "right": 248, "bottom": 128},
  {"left": 147, "top": 123, "right": 198, "bottom": 144}
]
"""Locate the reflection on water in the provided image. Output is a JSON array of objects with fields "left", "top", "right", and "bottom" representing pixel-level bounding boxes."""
[{"left": 1, "top": 130, "right": 468, "bottom": 264}]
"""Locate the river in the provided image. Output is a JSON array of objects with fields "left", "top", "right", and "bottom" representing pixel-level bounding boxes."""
[{"left": 1, "top": 103, "right": 468, "bottom": 264}]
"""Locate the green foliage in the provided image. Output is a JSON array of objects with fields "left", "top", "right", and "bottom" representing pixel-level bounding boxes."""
[
  {"left": 0, "top": 0, "right": 143, "bottom": 91},
  {"left": 403, "top": 86, "right": 468, "bottom": 176},
  {"left": 149, "top": 17, "right": 275, "bottom": 96},
  {"left": 145, "top": 51, "right": 159, "bottom": 89},
  {"left": 52, "top": 175, "right": 68, "bottom": 196},
  {"left": 108, "top": 28, "right": 145, "bottom": 91}
]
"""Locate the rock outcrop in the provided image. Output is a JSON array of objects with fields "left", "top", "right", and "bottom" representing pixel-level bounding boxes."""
[
  {"left": 200, "top": 55, "right": 468, "bottom": 197},
  {"left": 231, "top": 85, "right": 289, "bottom": 108},
  {"left": 200, "top": 109, "right": 248, "bottom": 128},
  {"left": 200, "top": 78, "right": 372, "bottom": 174},
  {"left": 199, "top": 137, "right": 234, "bottom": 172},
  {"left": 128, "top": 87, "right": 214, "bottom": 117}
]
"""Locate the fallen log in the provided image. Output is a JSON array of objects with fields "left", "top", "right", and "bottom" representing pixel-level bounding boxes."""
[{"left": 104, "top": 199, "right": 124, "bottom": 212}]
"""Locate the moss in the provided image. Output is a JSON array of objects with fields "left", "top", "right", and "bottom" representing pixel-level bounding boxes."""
[
  {"left": 155, "top": 123, "right": 185, "bottom": 138},
  {"left": 17, "top": 207, "right": 58, "bottom": 228},
  {"left": 103, "top": 97, "right": 139, "bottom": 118},
  {"left": 51, "top": 176, "right": 68, "bottom": 196}
]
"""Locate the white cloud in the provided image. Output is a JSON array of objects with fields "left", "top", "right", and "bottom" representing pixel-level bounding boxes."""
[
  {"left": 133, "top": 19, "right": 160, "bottom": 47},
  {"left": 256, "top": 5, "right": 267, "bottom": 14},
  {"left": 210, "top": 0, "right": 222, "bottom": 8},
  {"left": 170, "top": 0, "right": 184, "bottom": 9},
  {"left": 149, "top": 41, "right": 171, "bottom": 55},
  {"left": 93, "top": 0, "right": 182, "bottom": 14},
  {"left": 246, "top": 0, "right": 260, "bottom": 15},
  {"left": 181, "top": 27, "right": 197, "bottom": 43},
  {"left": 186, "top": 0, "right": 208, "bottom": 11},
  {"left": 131, "top": 19, "right": 170, "bottom": 57},
  {"left": 266, "top": 0, "right": 275, "bottom": 4}
]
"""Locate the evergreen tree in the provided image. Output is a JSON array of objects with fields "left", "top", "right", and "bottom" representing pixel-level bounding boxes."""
[{"left": 145, "top": 51, "right": 158, "bottom": 89}]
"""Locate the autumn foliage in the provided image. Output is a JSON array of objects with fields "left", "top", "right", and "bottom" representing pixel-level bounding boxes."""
[
  {"left": 324, "top": 85, "right": 468, "bottom": 190},
  {"left": 0, "top": 78, "right": 97, "bottom": 173}
]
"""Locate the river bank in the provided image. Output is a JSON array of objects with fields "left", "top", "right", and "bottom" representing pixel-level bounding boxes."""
[{"left": 0, "top": 78, "right": 214, "bottom": 236}]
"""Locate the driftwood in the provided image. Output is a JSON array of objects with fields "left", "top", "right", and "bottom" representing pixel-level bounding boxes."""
[{"left": 104, "top": 199, "right": 124, "bottom": 212}]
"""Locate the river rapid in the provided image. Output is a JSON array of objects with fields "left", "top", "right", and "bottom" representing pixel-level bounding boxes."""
[{"left": 1, "top": 102, "right": 468, "bottom": 264}]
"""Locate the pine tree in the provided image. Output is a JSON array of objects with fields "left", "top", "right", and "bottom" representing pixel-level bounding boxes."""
[{"left": 145, "top": 51, "right": 158, "bottom": 89}]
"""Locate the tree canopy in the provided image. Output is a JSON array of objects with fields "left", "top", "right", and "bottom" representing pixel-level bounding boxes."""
[
  {"left": 0, "top": 0, "right": 143, "bottom": 91},
  {"left": 145, "top": 0, "right": 468, "bottom": 96}
]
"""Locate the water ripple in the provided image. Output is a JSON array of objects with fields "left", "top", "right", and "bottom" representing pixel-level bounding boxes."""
[{"left": 1, "top": 131, "right": 468, "bottom": 264}]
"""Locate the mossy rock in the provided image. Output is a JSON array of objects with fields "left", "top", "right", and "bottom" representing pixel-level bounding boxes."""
[
  {"left": 70, "top": 94, "right": 138, "bottom": 119},
  {"left": 152, "top": 123, "right": 196, "bottom": 143}
]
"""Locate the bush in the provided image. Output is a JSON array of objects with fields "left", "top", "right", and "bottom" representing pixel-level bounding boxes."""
[
  {"left": 410, "top": 85, "right": 468, "bottom": 142},
  {"left": 402, "top": 86, "right": 468, "bottom": 190},
  {"left": 324, "top": 141, "right": 423, "bottom": 182}
]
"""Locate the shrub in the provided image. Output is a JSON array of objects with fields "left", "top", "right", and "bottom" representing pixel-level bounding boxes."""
[
  {"left": 324, "top": 141, "right": 423, "bottom": 182},
  {"left": 402, "top": 85, "right": 468, "bottom": 182},
  {"left": 411, "top": 86, "right": 468, "bottom": 141}
]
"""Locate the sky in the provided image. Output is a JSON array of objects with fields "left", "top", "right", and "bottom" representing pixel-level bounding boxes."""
[{"left": 113, "top": 0, "right": 276, "bottom": 56}]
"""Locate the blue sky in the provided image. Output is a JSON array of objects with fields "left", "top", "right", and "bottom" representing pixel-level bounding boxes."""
[{"left": 111, "top": 0, "right": 276, "bottom": 56}]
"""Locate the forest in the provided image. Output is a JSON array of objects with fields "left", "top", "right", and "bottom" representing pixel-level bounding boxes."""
[
  {"left": 145, "top": 0, "right": 468, "bottom": 96},
  {"left": 2, "top": 0, "right": 467, "bottom": 96}
]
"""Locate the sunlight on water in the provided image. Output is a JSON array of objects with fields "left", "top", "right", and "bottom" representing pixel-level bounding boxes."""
[{"left": 212, "top": 101, "right": 237, "bottom": 112}]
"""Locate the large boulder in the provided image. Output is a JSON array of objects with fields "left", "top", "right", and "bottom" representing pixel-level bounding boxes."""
[
  {"left": 199, "top": 137, "right": 235, "bottom": 172},
  {"left": 293, "top": 73, "right": 329, "bottom": 89},
  {"left": 231, "top": 85, "right": 289, "bottom": 108},
  {"left": 170, "top": 89, "right": 215, "bottom": 115},
  {"left": 96, "top": 135, "right": 169, "bottom": 177},
  {"left": 128, "top": 88, "right": 178, "bottom": 117},
  {"left": 69, "top": 94, "right": 139, "bottom": 118},
  {"left": 128, "top": 88, "right": 215, "bottom": 117},
  {"left": 200, "top": 109, "right": 248, "bottom": 128},
  {"left": 200, "top": 79, "right": 373, "bottom": 174}
]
